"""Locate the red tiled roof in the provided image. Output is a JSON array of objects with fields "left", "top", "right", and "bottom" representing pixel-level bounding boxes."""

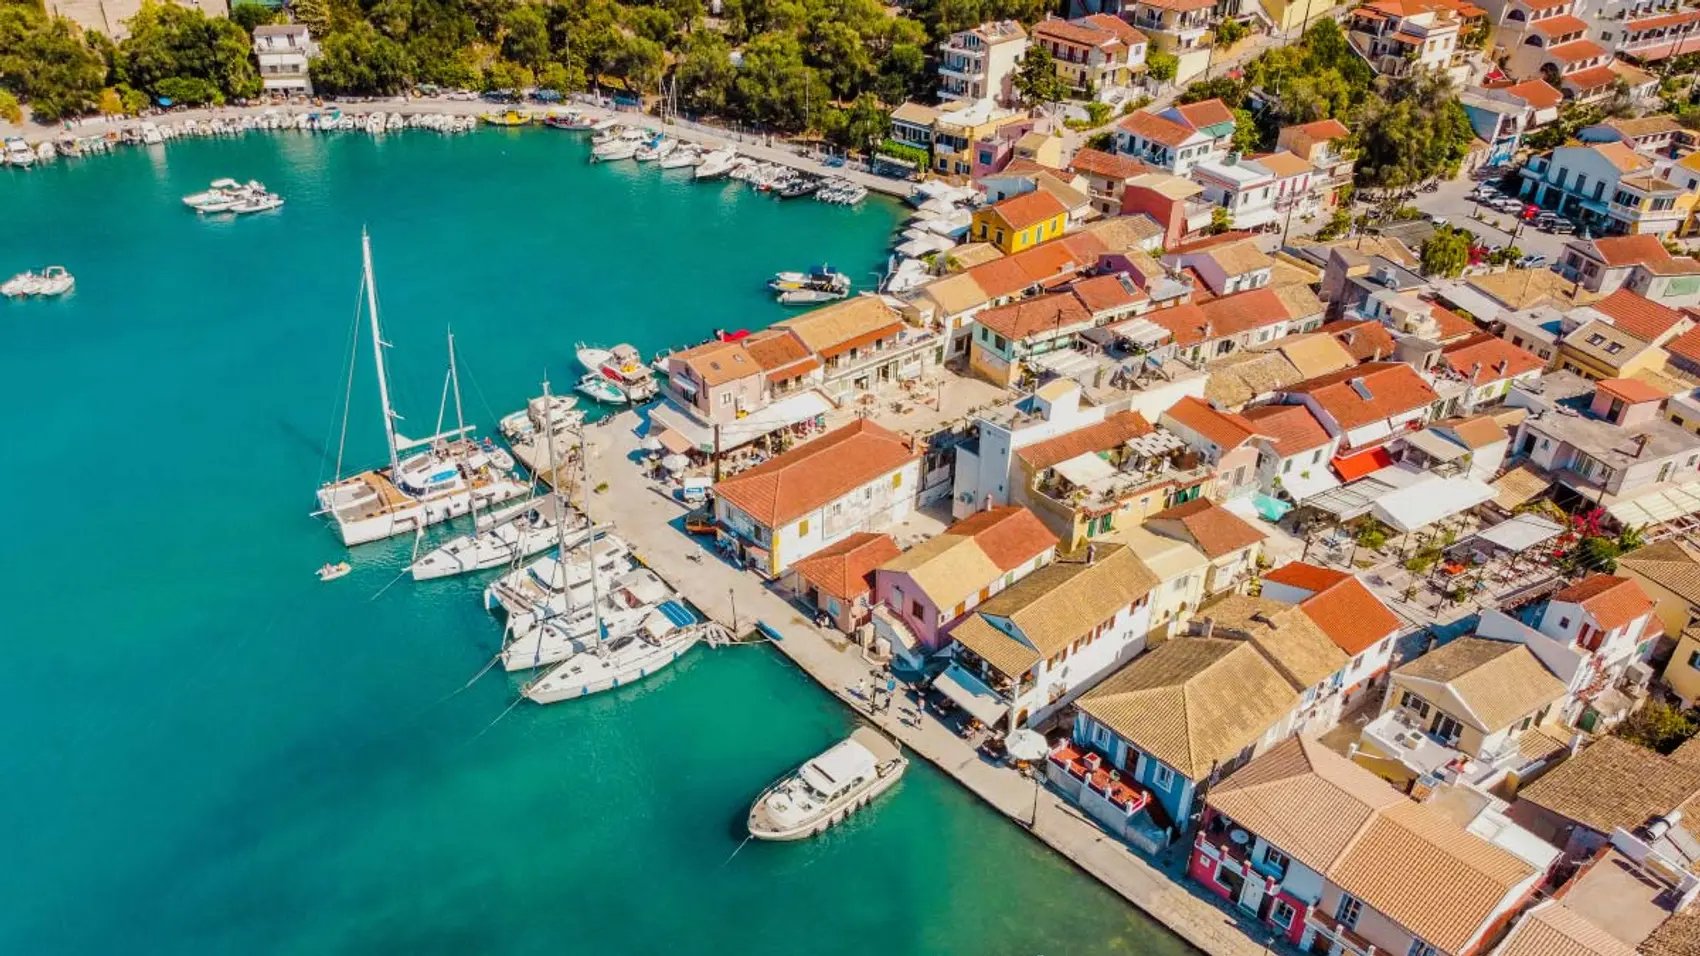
[
  {"left": 1240, "top": 403, "right": 1333, "bottom": 456},
  {"left": 1563, "top": 64, "right": 1618, "bottom": 90},
  {"left": 1319, "top": 319, "right": 1398, "bottom": 362},
  {"left": 965, "top": 257, "right": 1036, "bottom": 300},
  {"left": 714, "top": 420, "right": 918, "bottom": 528},
  {"left": 1501, "top": 79, "right": 1563, "bottom": 110},
  {"left": 988, "top": 190, "right": 1068, "bottom": 230},
  {"left": 1553, "top": 574, "right": 1654, "bottom": 631},
  {"left": 1068, "top": 147, "right": 1150, "bottom": 182},
  {"left": 1017, "top": 410, "right": 1155, "bottom": 470},
  {"left": 1441, "top": 333, "right": 1546, "bottom": 382},
  {"left": 1547, "top": 38, "right": 1607, "bottom": 63},
  {"left": 1288, "top": 119, "right": 1350, "bottom": 141},
  {"left": 1148, "top": 303, "right": 1212, "bottom": 346},
  {"left": 1032, "top": 17, "right": 1122, "bottom": 48},
  {"left": 1082, "top": 13, "right": 1147, "bottom": 44},
  {"left": 1118, "top": 110, "right": 1198, "bottom": 149},
  {"left": 1163, "top": 395, "right": 1257, "bottom": 451},
  {"left": 1300, "top": 577, "right": 1402, "bottom": 655},
  {"left": 1587, "top": 234, "right": 1672, "bottom": 268},
  {"left": 1286, "top": 362, "right": 1440, "bottom": 431},
  {"left": 1531, "top": 14, "right": 1589, "bottom": 36},
  {"left": 1174, "top": 98, "right": 1235, "bottom": 130},
  {"left": 975, "top": 291, "right": 1094, "bottom": 341},
  {"left": 1199, "top": 287, "right": 1294, "bottom": 336},
  {"left": 941, "top": 505, "right": 1059, "bottom": 571},
  {"left": 1147, "top": 498, "right": 1265, "bottom": 558},
  {"left": 1591, "top": 289, "right": 1688, "bottom": 343},
  {"left": 1263, "top": 561, "right": 1350, "bottom": 594},
  {"left": 1426, "top": 301, "right": 1480, "bottom": 342},
  {"left": 1070, "top": 273, "right": 1148, "bottom": 313},
  {"left": 1167, "top": 230, "right": 1261, "bottom": 255},
  {"left": 1666, "top": 325, "right": 1700, "bottom": 365},
  {"left": 1628, "top": 8, "right": 1700, "bottom": 31},
  {"left": 790, "top": 532, "right": 901, "bottom": 601},
  {"left": 1596, "top": 377, "right": 1668, "bottom": 404}
]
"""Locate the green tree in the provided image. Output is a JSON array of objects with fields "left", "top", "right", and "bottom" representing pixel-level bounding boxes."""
[
  {"left": 835, "top": 92, "right": 890, "bottom": 152},
  {"left": 674, "top": 29, "right": 736, "bottom": 115},
  {"left": 0, "top": 8, "right": 108, "bottom": 121},
  {"left": 1213, "top": 17, "right": 1247, "bottom": 47},
  {"left": 0, "top": 89, "right": 18, "bottom": 123},
  {"left": 1085, "top": 100, "right": 1111, "bottom": 126},
  {"left": 1178, "top": 75, "right": 1246, "bottom": 108},
  {"left": 230, "top": 3, "right": 280, "bottom": 33},
  {"left": 1085, "top": 130, "right": 1116, "bottom": 151},
  {"left": 500, "top": 3, "right": 550, "bottom": 70},
  {"left": 482, "top": 59, "right": 534, "bottom": 91},
  {"left": 289, "top": 0, "right": 331, "bottom": 34},
  {"left": 118, "top": 2, "right": 263, "bottom": 103},
  {"left": 1208, "top": 206, "right": 1233, "bottom": 234},
  {"left": 1230, "top": 107, "right": 1262, "bottom": 153},
  {"left": 311, "top": 22, "right": 413, "bottom": 95},
  {"left": 1420, "top": 226, "right": 1470, "bottom": 278},
  {"left": 1615, "top": 701, "right": 1700, "bottom": 754},
  {"left": 1145, "top": 49, "right": 1177, "bottom": 85},
  {"left": 1012, "top": 45, "right": 1066, "bottom": 109},
  {"left": 119, "top": 84, "right": 150, "bottom": 115}
]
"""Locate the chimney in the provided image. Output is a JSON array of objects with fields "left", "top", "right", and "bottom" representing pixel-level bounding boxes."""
[
  {"left": 1350, "top": 377, "right": 1373, "bottom": 400},
  {"left": 1343, "top": 330, "right": 1356, "bottom": 346},
  {"left": 1635, "top": 434, "right": 1651, "bottom": 457},
  {"left": 1373, "top": 347, "right": 1383, "bottom": 361},
  {"left": 1496, "top": 358, "right": 1509, "bottom": 375},
  {"left": 1470, "top": 362, "right": 1482, "bottom": 384}
]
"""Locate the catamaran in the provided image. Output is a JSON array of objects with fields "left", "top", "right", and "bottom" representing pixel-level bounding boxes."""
[
  {"left": 747, "top": 728, "right": 908, "bottom": 841},
  {"left": 314, "top": 233, "right": 530, "bottom": 546}
]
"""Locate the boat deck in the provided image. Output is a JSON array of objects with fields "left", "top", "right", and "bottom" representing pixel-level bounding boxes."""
[
  {"left": 338, "top": 470, "right": 414, "bottom": 520},
  {"left": 850, "top": 727, "right": 901, "bottom": 766}
]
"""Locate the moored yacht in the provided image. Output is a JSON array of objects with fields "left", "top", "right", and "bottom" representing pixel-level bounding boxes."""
[
  {"left": 498, "top": 562, "right": 665, "bottom": 670},
  {"left": 522, "top": 603, "right": 706, "bottom": 703},
  {"left": 314, "top": 234, "right": 530, "bottom": 546},
  {"left": 483, "top": 532, "right": 635, "bottom": 638},
  {"left": 694, "top": 147, "right": 737, "bottom": 180},
  {"left": 592, "top": 344, "right": 658, "bottom": 402},
  {"left": 747, "top": 728, "right": 907, "bottom": 841},
  {"left": 409, "top": 494, "right": 590, "bottom": 580},
  {"left": 5, "top": 137, "right": 35, "bottom": 167},
  {"left": 182, "top": 178, "right": 247, "bottom": 212},
  {"left": 658, "top": 143, "right": 702, "bottom": 169},
  {"left": 576, "top": 372, "right": 628, "bottom": 405},
  {"left": 592, "top": 128, "right": 646, "bottom": 161},
  {"left": 498, "top": 393, "right": 582, "bottom": 446}
]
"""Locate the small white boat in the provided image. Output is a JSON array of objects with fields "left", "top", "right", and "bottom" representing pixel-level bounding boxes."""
[
  {"left": 694, "top": 147, "right": 738, "bottom": 180},
  {"left": 576, "top": 343, "right": 613, "bottom": 372},
  {"left": 183, "top": 178, "right": 247, "bottom": 211},
  {"left": 317, "top": 561, "right": 352, "bottom": 582},
  {"left": 32, "top": 266, "right": 73, "bottom": 296},
  {"left": 2, "top": 272, "right": 42, "bottom": 297},
  {"left": 659, "top": 143, "right": 702, "bottom": 169},
  {"left": 576, "top": 372, "right": 628, "bottom": 405},
  {"left": 498, "top": 393, "right": 582, "bottom": 445},
  {"left": 592, "top": 128, "right": 646, "bottom": 161},
  {"left": 410, "top": 494, "right": 590, "bottom": 581},
  {"left": 523, "top": 606, "right": 708, "bottom": 703},
  {"left": 747, "top": 728, "right": 907, "bottom": 841},
  {"left": 4, "top": 137, "right": 35, "bottom": 167},
  {"left": 229, "top": 192, "right": 284, "bottom": 215},
  {"left": 634, "top": 136, "right": 674, "bottom": 162}
]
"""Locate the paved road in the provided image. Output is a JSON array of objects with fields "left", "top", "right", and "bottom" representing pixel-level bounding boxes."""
[{"left": 1374, "top": 174, "right": 1574, "bottom": 265}]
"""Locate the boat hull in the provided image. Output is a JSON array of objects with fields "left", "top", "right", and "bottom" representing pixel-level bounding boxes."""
[
  {"left": 747, "top": 760, "right": 907, "bottom": 841},
  {"left": 522, "top": 630, "right": 702, "bottom": 702},
  {"left": 320, "top": 478, "right": 531, "bottom": 547}
]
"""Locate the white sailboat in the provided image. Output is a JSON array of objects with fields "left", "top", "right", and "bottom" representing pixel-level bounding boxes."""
[
  {"left": 314, "top": 233, "right": 530, "bottom": 546},
  {"left": 502, "top": 565, "right": 674, "bottom": 672},
  {"left": 482, "top": 531, "right": 635, "bottom": 640},
  {"left": 658, "top": 143, "right": 702, "bottom": 169},
  {"left": 409, "top": 493, "right": 590, "bottom": 581}
]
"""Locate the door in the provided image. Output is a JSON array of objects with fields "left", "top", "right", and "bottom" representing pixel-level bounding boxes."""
[
  {"left": 1431, "top": 712, "right": 1463, "bottom": 744},
  {"left": 1237, "top": 877, "right": 1264, "bottom": 915}
]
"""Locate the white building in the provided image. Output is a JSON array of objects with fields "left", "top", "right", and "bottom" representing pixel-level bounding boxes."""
[
  {"left": 253, "top": 23, "right": 318, "bottom": 95},
  {"left": 1190, "top": 155, "right": 1279, "bottom": 230},
  {"left": 938, "top": 20, "right": 1030, "bottom": 106},
  {"left": 1260, "top": 562, "right": 1403, "bottom": 704},
  {"left": 1114, "top": 99, "right": 1237, "bottom": 176},
  {"left": 713, "top": 420, "right": 922, "bottom": 578}
]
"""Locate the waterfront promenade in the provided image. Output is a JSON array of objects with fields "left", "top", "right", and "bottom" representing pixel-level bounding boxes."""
[{"left": 582, "top": 411, "right": 1275, "bottom": 956}]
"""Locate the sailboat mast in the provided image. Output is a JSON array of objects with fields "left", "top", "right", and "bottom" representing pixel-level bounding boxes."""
[
  {"left": 541, "top": 380, "right": 573, "bottom": 615},
  {"left": 584, "top": 421, "right": 603, "bottom": 647},
  {"left": 448, "top": 327, "right": 467, "bottom": 438},
  {"left": 362, "top": 230, "right": 401, "bottom": 476}
]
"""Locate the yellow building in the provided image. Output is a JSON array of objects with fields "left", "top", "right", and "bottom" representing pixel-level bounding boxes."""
[
  {"left": 971, "top": 190, "right": 1069, "bottom": 253},
  {"left": 1556, "top": 318, "right": 1669, "bottom": 380},
  {"left": 1617, "top": 540, "right": 1700, "bottom": 705},
  {"left": 1259, "top": 0, "right": 1339, "bottom": 36}
]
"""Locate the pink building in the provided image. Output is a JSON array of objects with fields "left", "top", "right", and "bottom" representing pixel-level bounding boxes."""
[{"left": 871, "top": 506, "right": 1058, "bottom": 655}]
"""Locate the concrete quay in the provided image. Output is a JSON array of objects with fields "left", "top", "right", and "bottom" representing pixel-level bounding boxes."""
[{"left": 579, "top": 409, "right": 1276, "bottom": 956}]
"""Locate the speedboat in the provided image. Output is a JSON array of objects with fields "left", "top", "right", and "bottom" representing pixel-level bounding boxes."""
[
  {"left": 543, "top": 111, "right": 596, "bottom": 130},
  {"left": 770, "top": 264, "right": 849, "bottom": 304},
  {"left": 4, "top": 137, "right": 35, "bottom": 167},
  {"left": 2, "top": 272, "right": 42, "bottom": 297},
  {"left": 523, "top": 602, "right": 705, "bottom": 703},
  {"left": 590, "top": 344, "right": 659, "bottom": 402},
  {"left": 229, "top": 192, "right": 284, "bottom": 215},
  {"left": 576, "top": 343, "right": 613, "bottom": 373},
  {"left": 747, "top": 728, "right": 908, "bottom": 841},
  {"left": 317, "top": 561, "right": 352, "bottom": 582},
  {"left": 183, "top": 178, "right": 247, "bottom": 211},
  {"left": 32, "top": 266, "right": 73, "bottom": 297},
  {"left": 498, "top": 393, "right": 582, "bottom": 445},
  {"left": 592, "top": 128, "right": 646, "bottom": 161},
  {"left": 634, "top": 136, "right": 674, "bottom": 162},
  {"left": 576, "top": 372, "right": 628, "bottom": 405},
  {"left": 658, "top": 143, "right": 702, "bottom": 169},
  {"left": 409, "top": 494, "right": 590, "bottom": 581},
  {"left": 480, "top": 109, "right": 531, "bottom": 127},
  {"left": 694, "top": 147, "right": 737, "bottom": 180}
]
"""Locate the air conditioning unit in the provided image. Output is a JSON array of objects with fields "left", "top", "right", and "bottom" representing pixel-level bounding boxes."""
[{"left": 1625, "top": 661, "right": 1655, "bottom": 688}]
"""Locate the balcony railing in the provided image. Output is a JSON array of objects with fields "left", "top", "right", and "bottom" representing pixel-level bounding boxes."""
[{"left": 1305, "top": 912, "right": 1376, "bottom": 956}]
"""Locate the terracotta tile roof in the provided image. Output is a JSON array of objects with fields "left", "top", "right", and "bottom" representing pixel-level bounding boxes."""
[
  {"left": 1619, "top": 540, "right": 1700, "bottom": 605},
  {"left": 1638, "top": 255, "right": 1700, "bottom": 276},
  {"left": 1592, "top": 141, "right": 1652, "bottom": 173},
  {"left": 974, "top": 292, "right": 1094, "bottom": 342},
  {"left": 1669, "top": 325, "right": 1700, "bottom": 365},
  {"left": 1519, "top": 736, "right": 1700, "bottom": 836},
  {"left": 1250, "top": 150, "right": 1313, "bottom": 179},
  {"left": 1596, "top": 376, "right": 1668, "bottom": 404},
  {"left": 1262, "top": 561, "right": 1350, "bottom": 594},
  {"left": 1069, "top": 273, "right": 1147, "bottom": 314},
  {"left": 1206, "top": 595, "right": 1349, "bottom": 690},
  {"left": 1532, "top": 13, "right": 1590, "bottom": 36},
  {"left": 1118, "top": 109, "right": 1198, "bottom": 149},
  {"left": 1162, "top": 395, "right": 1256, "bottom": 451},
  {"left": 1209, "top": 737, "right": 1537, "bottom": 955},
  {"left": 951, "top": 545, "right": 1158, "bottom": 674},
  {"left": 790, "top": 532, "right": 900, "bottom": 601},
  {"left": 1502, "top": 78, "right": 1564, "bottom": 110},
  {"left": 1563, "top": 64, "right": 1620, "bottom": 92},
  {"left": 1199, "top": 287, "right": 1294, "bottom": 337},
  {"left": 987, "top": 190, "right": 1068, "bottom": 231},
  {"left": 1435, "top": 414, "right": 1507, "bottom": 450},
  {"left": 1298, "top": 576, "right": 1402, "bottom": 656},
  {"left": 1017, "top": 410, "right": 1155, "bottom": 470},
  {"left": 965, "top": 257, "right": 1037, "bottom": 301},
  {"left": 1639, "top": 906, "right": 1700, "bottom": 956},
  {"left": 1201, "top": 239, "right": 1275, "bottom": 277},
  {"left": 1134, "top": 0, "right": 1215, "bottom": 10},
  {"left": 1149, "top": 304, "right": 1211, "bottom": 347},
  {"left": 674, "top": 339, "right": 761, "bottom": 386},
  {"left": 1319, "top": 319, "right": 1398, "bottom": 362},
  {"left": 1068, "top": 147, "right": 1149, "bottom": 181},
  {"left": 1606, "top": 114, "right": 1683, "bottom": 137},
  {"left": 1492, "top": 461, "right": 1553, "bottom": 511},
  {"left": 1174, "top": 98, "right": 1234, "bottom": 131},
  {"left": 1553, "top": 574, "right": 1654, "bottom": 631},
  {"left": 1147, "top": 497, "right": 1265, "bottom": 559},
  {"left": 1080, "top": 12, "right": 1146, "bottom": 44},
  {"left": 1288, "top": 118, "right": 1350, "bottom": 141},
  {"left": 743, "top": 329, "right": 813, "bottom": 372},
  {"left": 1441, "top": 332, "right": 1546, "bottom": 382},
  {"left": 1587, "top": 233, "right": 1672, "bottom": 268},
  {"left": 1547, "top": 38, "right": 1608, "bottom": 62},
  {"left": 713, "top": 419, "right": 918, "bottom": 528},
  {"left": 772, "top": 295, "right": 905, "bottom": 358},
  {"left": 879, "top": 507, "right": 1056, "bottom": 611},
  {"left": 1203, "top": 351, "right": 1304, "bottom": 408},
  {"left": 1426, "top": 301, "right": 1480, "bottom": 342},
  {"left": 1269, "top": 332, "right": 1354, "bottom": 379},
  {"left": 1393, "top": 637, "right": 1567, "bottom": 732},
  {"left": 1284, "top": 361, "right": 1440, "bottom": 431},
  {"left": 1591, "top": 289, "right": 1689, "bottom": 343},
  {"left": 1077, "top": 637, "right": 1299, "bottom": 778}
]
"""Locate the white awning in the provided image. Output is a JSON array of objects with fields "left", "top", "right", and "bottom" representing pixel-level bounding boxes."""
[
  {"left": 1607, "top": 481, "right": 1700, "bottom": 527},
  {"left": 646, "top": 392, "right": 833, "bottom": 454},
  {"left": 1054, "top": 451, "right": 1117, "bottom": 486},
  {"left": 1431, "top": 280, "right": 1509, "bottom": 323},
  {"left": 1474, "top": 513, "right": 1565, "bottom": 552},
  {"left": 1403, "top": 429, "right": 1468, "bottom": 463},
  {"left": 1280, "top": 466, "right": 1342, "bottom": 503},
  {"left": 934, "top": 663, "right": 1009, "bottom": 727},
  {"left": 1372, "top": 477, "right": 1496, "bottom": 532}
]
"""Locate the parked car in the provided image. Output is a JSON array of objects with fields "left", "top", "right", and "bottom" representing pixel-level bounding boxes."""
[
  {"left": 1550, "top": 220, "right": 1577, "bottom": 235},
  {"left": 1517, "top": 254, "right": 1548, "bottom": 269},
  {"left": 1429, "top": 215, "right": 1449, "bottom": 227}
]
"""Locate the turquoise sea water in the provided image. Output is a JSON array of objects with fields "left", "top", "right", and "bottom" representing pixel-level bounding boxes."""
[{"left": 0, "top": 130, "right": 1193, "bottom": 955}]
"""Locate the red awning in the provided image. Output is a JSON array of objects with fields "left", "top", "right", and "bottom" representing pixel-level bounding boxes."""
[{"left": 1333, "top": 447, "right": 1394, "bottom": 482}]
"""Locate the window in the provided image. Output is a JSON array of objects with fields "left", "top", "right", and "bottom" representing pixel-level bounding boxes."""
[
  {"left": 892, "top": 472, "right": 903, "bottom": 489},
  {"left": 1149, "top": 760, "right": 1176, "bottom": 790},
  {"left": 1409, "top": 940, "right": 1438, "bottom": 956},
  {"left": 911, "top": 599, "right": 924, "bottom": 619},
  {"left": 1261, "top": 845, "right": 1291, "bottom": 877},
  {"left": 1559, "top": 616, "right": 1571, "bottom": 629},
  {"left": 1689, "top": 649, "right": 1700, "bottom": 671},
  {"left": 798, "top": 519, "right": 809, "bottom": 536},
  {"left": 1271, "top": 900, "right": 1296, "bottom": 929},
  {"left": 1337, "top": 894, "right": 1364, "bottom": 929},
  {"left": 719, "top": 392, "right": 733, "bottom": 405},
  {"left": 1400, "top": 690, "right": 1430, "bottom": 716}
]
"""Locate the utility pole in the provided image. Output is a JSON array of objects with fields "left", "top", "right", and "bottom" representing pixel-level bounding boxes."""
[{"left": 729, "top": 587, "right": 739, "bottom": 635}]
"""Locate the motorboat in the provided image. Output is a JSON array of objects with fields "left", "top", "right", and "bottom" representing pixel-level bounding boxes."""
[
  {"left": 2, "top": 272, "right": 41, "bottom": 297},
  {"left": 182, "top": 178, "right": 247, "bottom": 211},
  {"left": 576, "top": 343, "right": 613, "bottom": 373},
  {"left": 634, "top": 136, "right": 674, "bottom": 162},
  {"left": 315, "top": 235, "right": 531, "bottom": 546},
  {"left": 576, "top": 372, "right": 628, "bottom": 405},
  {"left": 317, "top": 561, "right": 352, "bottom": 582},
  {"left": 543, "top": 111, "right": 597, "bottom": 130},
  {"left": 592, "top": 127, "right": 646, "bottom": 161},
  {"left": 590, "top": 343, "right": 658, "bottom": 402},
  {"left": 228, "top": 192, "right": 284, "bottom": 215},
  {"left": 480, "top": 109, "right": 531, "bottom": 126},
  {"left": 523, "top": 603, "right": 706, "bottom": 702},
  {"left": 694, "top": 147, "right": 737, "bottom": 180},
  {"left": 658, "top": 143, "right": 702, "bottom": 169},
  {"left": 501, "top": 566, "right": 674, "bottom": 671},
  {"left": 747, "top": 728, "right": 907, "bottom": 841},
  {"left": 410, "top": 494, "right": 590, "bottom": 580},
  {"left": 31, "top": 266, "right": 73, "bottom": 296},
  {"left": 778, "top": 176, "right": 822, "bottom": 199},
  {"left": 4, "top": 137, "right": 35, "bottom": 167},
  {"left": 498, "top": 393, "right": 582, "bottom": 445},
  {"left": 770, "top": 264, "right": 849, "bottom": 304}
]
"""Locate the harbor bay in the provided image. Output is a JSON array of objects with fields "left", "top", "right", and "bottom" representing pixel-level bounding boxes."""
[{"left": 0, "top": 130, "right": 1192, "bottom": 955}]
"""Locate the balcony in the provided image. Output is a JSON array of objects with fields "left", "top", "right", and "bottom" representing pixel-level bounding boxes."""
[
  {"left": 1049, "top": 742, "right": 1172, "bottom": 852},
  {"left": 1305, "top": 911, "right": 1376, "bottom": 956}
]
